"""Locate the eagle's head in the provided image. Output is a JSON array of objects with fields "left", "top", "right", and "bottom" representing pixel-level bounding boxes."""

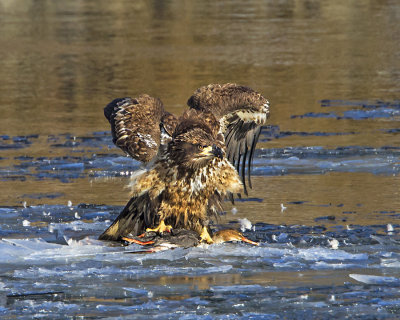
[{"left": 168, "top": 110, "right": 224, "bottom": 171}]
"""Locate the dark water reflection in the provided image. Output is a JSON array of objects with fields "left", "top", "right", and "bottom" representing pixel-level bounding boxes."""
[
  {"left": 1, "top": 0, "right": 399, "bottom": 214},
  {"left": 1, "top": 0, "right": 399, "bottom": 135},
  {"left": 0, "top": 0, "right": 399, "bottom": 318}
]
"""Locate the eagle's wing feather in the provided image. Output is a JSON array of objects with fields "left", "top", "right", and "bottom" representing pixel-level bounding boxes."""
[
  {"left": 98, "top": 192, "right": 160, "bottom": 241},
  {"left": 104, "top": 95, "right": 177, "bottom": 163},
  {"left": 187, "top": 83, "right": 270, "bottom": 194}
]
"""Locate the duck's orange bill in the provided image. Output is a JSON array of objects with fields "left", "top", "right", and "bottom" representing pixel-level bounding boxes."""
[
  {"left": 240, "top": 236, "right": 259, "bottom": 246},
  {"left": 122, "top": 237, "right": 155, "bottom": 246}
]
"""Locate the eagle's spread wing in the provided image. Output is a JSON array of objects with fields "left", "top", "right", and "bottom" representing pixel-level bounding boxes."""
[
  {"left": 104, "top": 95, "right": 178, "bottom": 163},
  {"left": 187, "top": 83, "right": 270, "bottom": 194}
]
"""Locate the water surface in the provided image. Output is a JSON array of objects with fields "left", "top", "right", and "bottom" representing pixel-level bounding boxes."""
[{"left": 0, "top": 0, "right": 399, "bottom": 318}]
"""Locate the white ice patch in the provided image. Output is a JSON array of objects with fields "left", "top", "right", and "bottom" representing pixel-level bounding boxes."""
[
  {"left": 328, "top": 239, "right": 339, "bottom": 250},
  {"left": 186, "top": 243, "right": 286, "bottom": 260},
  {"left": 0, "top": 238, "right": 61, "bottom": 263},
  {"left": 9, "top": 301, "right": 79, "bottom": 314},
  {"left": 381, "top": 258, "right": 400, "bottom": 268},
  {"left": 238, "top": 218, "right": 252, "bottom": 232},
  {"left": 349, "top": 274, "right": 400, "bottom": 285},
  {"left": 48, "top": 220, "right": 105, "bottom": 233},
  {"left": 210, "top": 284, "right": 266, "bottom": 293},
  {"left": 312, "top": 261, "right": 362, "bottom": 270},
  {"left": 123, "top": 287, "right": 148, "bottom": 296},
  {"left": 22, "top": 220, "right": 30, "bottom": 227},
  {"left": 297, "top": 247, "right": 368, "bottom": 261}
]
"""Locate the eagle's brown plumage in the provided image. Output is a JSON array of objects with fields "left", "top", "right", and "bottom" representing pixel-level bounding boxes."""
[
  {"left": 104, "top": 95, "right": 177, "bottom": 163},
  {"left": 99, "top": 83, "right": 270, "bottom": 242}
]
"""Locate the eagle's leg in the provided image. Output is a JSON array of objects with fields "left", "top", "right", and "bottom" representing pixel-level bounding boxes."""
[
  {"left": 146, "top": 220, "right": 173, "bottom": 233},
  {"left": 200, "top": 226, "right": 214, "bottom": 244}
]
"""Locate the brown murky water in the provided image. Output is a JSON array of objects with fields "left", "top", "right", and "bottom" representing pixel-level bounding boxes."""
[
  {"left": 1, "top": 0, "right": 398, "bottom": 226},
  {"left": 0, "top": 1, "right": 399, "bottom": 317}
]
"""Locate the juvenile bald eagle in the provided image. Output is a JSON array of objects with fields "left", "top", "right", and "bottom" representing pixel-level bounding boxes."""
[{"left": 99, "top": 83, "right": 270, "bottom": 243}]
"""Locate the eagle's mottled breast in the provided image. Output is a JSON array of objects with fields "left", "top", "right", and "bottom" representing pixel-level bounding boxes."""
[{"left": 131, "top": 155, "right": 241, "bottom": 234}]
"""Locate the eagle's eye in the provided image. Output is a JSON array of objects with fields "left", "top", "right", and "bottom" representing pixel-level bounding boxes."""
[{"left": 197, "top": 144, "right": 206, "bottom": 150}]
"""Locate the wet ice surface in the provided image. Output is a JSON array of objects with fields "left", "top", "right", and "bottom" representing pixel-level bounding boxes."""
[
  {"left": 1, "top": 132, "right": 399, "bottom": 184},
  {"left": 292, "top": 100, "right": 400, "bottom": 120},
  {"left": 0, "top": 205, "right": 399, "bottom": 319},
  {"left": 1, "top": 100, "right": 400, "bottom": 319}
]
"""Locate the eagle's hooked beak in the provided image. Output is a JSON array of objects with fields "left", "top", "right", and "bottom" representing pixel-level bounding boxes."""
[
  {"left": 198, "top": 144, "right": 224, "bottom": 159},
  {"left": 212, "top": 144, "right": 224, "bottom": 159}
]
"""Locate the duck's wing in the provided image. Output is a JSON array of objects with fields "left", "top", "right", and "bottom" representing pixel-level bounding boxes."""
[
  {"left": 187, "top": 83, "right": 270, "bottom": 194},
  {"left": 104, "top": 95, "right": 178, "bottom": 163}
]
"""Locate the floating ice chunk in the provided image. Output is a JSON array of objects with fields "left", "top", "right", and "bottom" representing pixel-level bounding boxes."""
[
  {"left": 210, "top": 284, "right": 265, "bottom": 293},
  {"left": 123, "top": 287, "right": 148, "bottom": 296},
  {"left": 298, "top": 247, "right": 368, "bottom": 261},
  {"left": 238, "top": 218, "right": 252, "bottom": 232},
  {"left": 74, "top": 212, "right": 81, "bottom": 219},
  {"left": 0, "top": 207, "right": 18, "bottom": 218},
  {"left": 387, "top": 224, "right": 394, "bottom": 233},
  {"left": 67, "top": 200, "right": 72, "bottom": 207},
  {"left": 23, "top": 201, "right": 27, "bottom": 208},
  {"left": 378, "top": 299, "right": 400, "bottom": 307},
  {"left": 349, "top": 274, "right": 400, "bottom": 285},
  {"left": 276, "top": 233, "right": 288, "bottom": 242},
  {"left": 381, "top": 259, "right": 400, "bottom": 268},
  {"left": 312, "top": 261, "right": 361, "bottom": 270},
  {"left": 22, "top": 220, "right": 30, "bottom": 227},
  {"left": 233, "top": 303, "right": 244, "bottom": 308},
  {"left": 231, "top": 207, "right": 238, "bottom": 215},
  {"left": 328, "top": 239, "right": 339, "bottom": 250},
  {"left": 47, "top": 220, "right": 106, "bottom": 233},
  {"left": 0, "top": 238, "right": 62, "bottom": 263},
  {"left": 273, "top": 260, "right": 306, "bottom": 269}
]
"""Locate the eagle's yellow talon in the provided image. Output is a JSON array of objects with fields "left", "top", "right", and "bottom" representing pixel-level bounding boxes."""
[
  {"left": 200, "top": 226, "right": 214, "bottom": 244},
  {"left": 146, "top": 220, "right": 173, "bottom": 234}
]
